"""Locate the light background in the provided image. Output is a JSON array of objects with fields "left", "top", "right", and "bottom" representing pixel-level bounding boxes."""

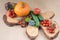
[{"left": 0, "top": 0, "right": 60, "bottom": 40}]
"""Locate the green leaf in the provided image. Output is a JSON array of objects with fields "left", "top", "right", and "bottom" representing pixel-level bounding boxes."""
[{"left": 51, "top": 24, "right": 54, "bottom": 28}]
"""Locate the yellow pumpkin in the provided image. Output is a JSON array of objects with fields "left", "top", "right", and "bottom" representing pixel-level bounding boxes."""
[{"left": 14, "top": 2, "right": 30, "bottom": 17}]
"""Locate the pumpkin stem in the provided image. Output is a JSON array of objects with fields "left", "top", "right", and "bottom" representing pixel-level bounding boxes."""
[{"left": 21, "top": 3, "right": 25, "bottom": 8}]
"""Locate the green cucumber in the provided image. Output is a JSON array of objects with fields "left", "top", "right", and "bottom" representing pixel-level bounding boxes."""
[
  {"left": 38, "top": 15, "right": 44, "bottom": 21},
  {"left": 30, "top": 11, "right": 40, "bottom": 27}
]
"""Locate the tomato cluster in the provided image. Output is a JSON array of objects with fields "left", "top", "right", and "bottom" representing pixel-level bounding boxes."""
[
  {"left": 41, "top": 20, "right": 52, "bottom": 27},
  {"left": 47, "top": 24, "right": 56, "bottom": 33},
  {"left": 41, "top": 20, "right": 56, "bottom": 33},
  {"left": 9, "top": 10, "right": 16, "bottom": 18},
  {"left": 19, "top": 18, "right": 27, "bottom": 27}
]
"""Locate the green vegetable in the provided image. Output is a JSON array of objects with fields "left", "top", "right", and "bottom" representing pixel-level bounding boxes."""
[
  {"left": 38, "top": 15, "right": 44, "bottom": 21},
  {"left": 25, "top": 17, "right": 31, "bottom": 22},
  {"left": 51, "top": 24, "right": 55, "bottom": 28},
  {"left": 30, "top": 11, "right": 40, "bottom": 27}
]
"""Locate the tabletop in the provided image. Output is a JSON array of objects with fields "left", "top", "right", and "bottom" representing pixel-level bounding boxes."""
[{"left": 0, "top": 0, "right": 60, "bottom": 40}]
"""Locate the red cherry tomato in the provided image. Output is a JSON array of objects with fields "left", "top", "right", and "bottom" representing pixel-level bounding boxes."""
[
  {"left": 34, "top": 8, "right": 41, "bottom": 15},
  {"left": 45, "top": 24, "right": 48, "bottom": 26},
  {"left": 44, "top": 20, "right": 47, "bottom": 24},
  {"left": 19, "top": 21, "right": 22, "bottom": 25},
  {"left": 49, "top": 30, "right": 54, "bottom": 33},
  {"left": 47, "top": 26, "right": 55, "bottom": 33},
  {"left": 9, "top": 10, "right": 16, "bottom": 18},
  {"left": 43, "top": 24, "right": 46, "bottom": 26},
  {"left": 41, "top": 20, "right": 56, "bottom": 33}
]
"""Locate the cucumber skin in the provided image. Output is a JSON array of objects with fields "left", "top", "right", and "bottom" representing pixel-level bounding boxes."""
[
  {"left": 38, "top": 15, "right": 44, "bottom": 21},
  {"left": 30, "top": 11, "right": 40, "bottom": 27}
]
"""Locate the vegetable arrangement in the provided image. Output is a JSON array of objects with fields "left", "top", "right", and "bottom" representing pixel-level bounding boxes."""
[
  {"left": 5, "top": 2, "right": 44, "bottom": 28},
  {"left": 4, "top": 2, "right": 59, "bottom": 40}
]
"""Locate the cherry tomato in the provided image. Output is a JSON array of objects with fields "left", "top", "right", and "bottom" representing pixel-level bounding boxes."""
[
  {"left": 9, "top": 10, "right": 16, "bottom": 18},
  {"left": 44, "top": 20, "right": 47, "bottom": 24},
  {"left": 45, "top": 24, "right": 48, "bottom": 26},
  {"left": 19, "top": 21, "right": 22, "bottom": 25},
  {"left": 41, "top": 22, "right": 44, "bottom": 24},
  {"left": 49, "top": 30, "right": 54, "bottom": 33},
  {"left": 41, "top": 20, "right": 56, "bottom": 33},
  {"left": 43, "top": 24, "right": 46, "bottom": 26},
  {"left": 47, "top": 26, "right": 55, "bottom": 33}
]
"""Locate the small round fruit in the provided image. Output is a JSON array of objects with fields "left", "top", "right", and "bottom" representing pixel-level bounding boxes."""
[
  {"left": 43, "top": 24, "right": 46, "bottom": 26},
  {"left": 29, "top": 20, "right": 35, "bottom": 26},
  {"left": 14, "top": 2, "right": 30, "bottom": 17},
  {"left": 47, "top": 26, "right": 55, "bottom": 33},
  {"left": 41, "top": 19, "right": 52, "bottom": 27},
  {"left": 8, "top": 10, "right": 16, "bottom": 18},
  {"left": 25, "top": 17, "right": 31, "bottom": 22},
  {"left": 34, "top": 8, "right": 41, "bottom": 15},
  {"left": 19, "top": 20, "right": 27, "bottom": 27},
  {"left": 19, "top": 21, "right": 22, "bottom": 25},
  {"left": 5, "top": 2, "right": 16, "bottom": 10},
  {"left": 21, "top": 22, "right": 27, "bottom": 27}
]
